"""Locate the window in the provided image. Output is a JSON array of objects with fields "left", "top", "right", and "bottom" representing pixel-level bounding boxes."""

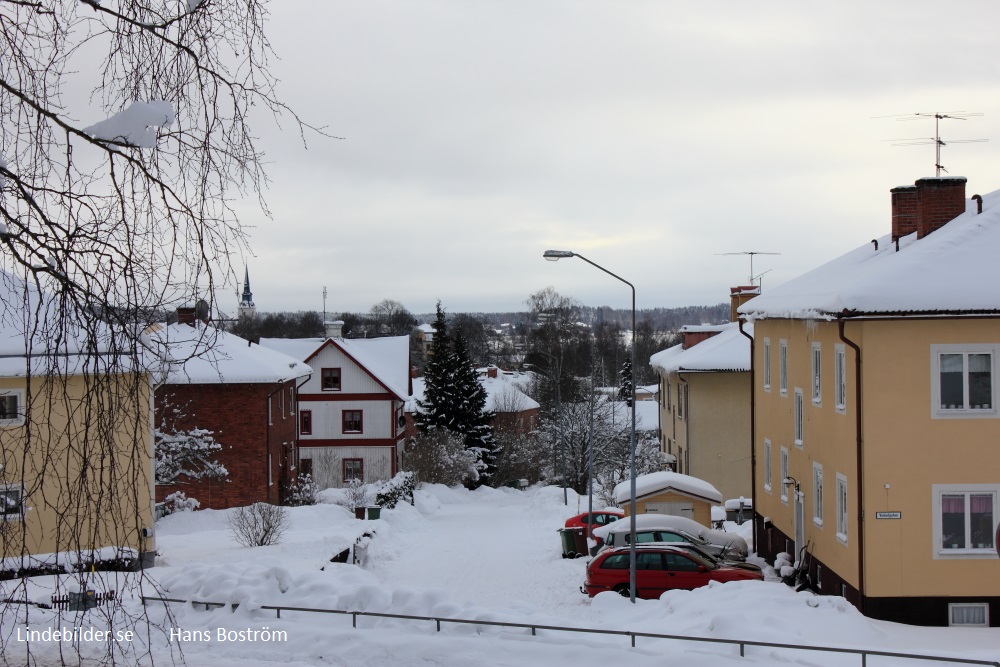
[
  {"left": 949, "top": 603, "right": 989, "bottom": 627},
  {"left": 763, "top": 439, "right": 772, "bottom": 492},
  {"left": 343, "top": 458, "right": 363, "bottom": 483},
  {"left": 0, "top": 390, "right": 24, "bottom": 426},
  {"left": 932, "top": 346, "right": 994, "bottom": 417},
  {"left": 321, "top": 368, "right": 342, "bottom": 391},
  {"left": 763, "top": 338, "right": 771, "bottom": 391},
  {"left": 836, "top": 474, "right": 848, "bottom": 544},
  {"left": 779, "top": 447, "right": 789, "bottom": 504},
  {"left": 342, "top": 410, "right": 363, "bottom": 433},
  {"left": 0, "top": 484, "right": 24, "bottom": 521},
  {"left": 812, "top": 463, "right": 823, "bottom": 527},
  {"left": 933, "top": 484, "right": 997, "bottom": 557},
  {"left": 779, "top": 340, "right": 788, "bottom": 395},
  {"left": 299, "top": 410, "right": 312, "bottom": 435},
  {"left": 299, "top": 458, "right": 313, "bottom": 477},
  {"left": 289, "top": 387, "right": 296, "bottom": 415},
  {"left": 834, "top": 345, "right": 847, "bottom": 413},
  {"left": 677, "top": 383, "right": 685, "bottom": 419},
  {"left": 811, "top": 343, "right": 822, "bottom": 405},
  {"left": 665, "top": 380, "right": 671, "bottom": 412},
  {"left": 793, "top": 388, "right": 803, "bottom": 447}
]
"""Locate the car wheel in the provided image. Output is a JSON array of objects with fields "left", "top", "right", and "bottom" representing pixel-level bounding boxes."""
[{"left": 613, "top": 584, "right": 630, "bottom": 597}]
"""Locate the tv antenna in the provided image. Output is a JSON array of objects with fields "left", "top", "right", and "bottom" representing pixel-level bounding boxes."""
[
  {"left": 876, "top": 111, "right": 987, "bottom": 176},
  {"left": 716, "top": 251, "right": 780, "bottom": 287},
  {"left": 322, "top": 286, "right": 328, "bottom": 322}
]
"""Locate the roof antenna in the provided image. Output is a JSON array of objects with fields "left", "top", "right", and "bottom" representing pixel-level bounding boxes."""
[
  {"left": 322, "top": 285, "right": 328, "bottom": 323},
  {"left": 716, "top": 251, "right": 780, "bottom": 287},
  {"left": 876, "top": 111, "right": 987, "bottom": 176}
]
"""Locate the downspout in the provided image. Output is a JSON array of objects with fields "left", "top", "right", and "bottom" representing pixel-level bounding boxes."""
[
  {"left": 293, "top": 373, "right": 312, "bottom": 475},
  {"left": 738, "top": 318, "right": 756, "bottom": 554},
  {"left": 838, "top": 317, "right": 865, "bottom": 614},
  {"left": 266, "top": 382, "right": 285, "bottom": 504}
]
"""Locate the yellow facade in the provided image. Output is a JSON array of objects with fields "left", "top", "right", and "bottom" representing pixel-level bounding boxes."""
[
  {"left": 659, "top": 370, "right": 751, "bottom": 500},
  {"left": 623, "top": 489, "right": 716, "bottom": 527},
  {"left": 0, "top": 371, "right": 155, "bottom": 569},
  {"left": 754, "top": 316, "right": 1000, "bottom": 608}
]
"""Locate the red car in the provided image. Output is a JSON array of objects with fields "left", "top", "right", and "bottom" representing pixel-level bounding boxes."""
[
  {"left": 564, "top": 510, "right": 625, "bottom": 538},
  {"left": 583, "top": 545, "right": 763, "bottom": 599}
]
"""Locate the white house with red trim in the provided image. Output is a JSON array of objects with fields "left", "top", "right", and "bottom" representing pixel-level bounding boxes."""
[{"left": 260, "top": 322, "right": 411, "bottom": 489}]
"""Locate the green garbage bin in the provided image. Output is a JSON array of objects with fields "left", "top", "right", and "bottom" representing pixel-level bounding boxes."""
[
  {"left": 366, "top": 506, "right": 381, "bottom": 520},
  {"left": 558, "top": 527, "right": 586, "bottom": 558}
]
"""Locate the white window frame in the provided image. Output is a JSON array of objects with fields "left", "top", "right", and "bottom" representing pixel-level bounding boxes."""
[
  {"left": 834, "top": 344, "right": 847, "bottom": 414},
  {"left": 811, "top": 343, "right": 822, "bottom": 406},
  {"left": 930, "top": 345, "right": 996, "bottom": 419},
  {"left": 793, "top": 388, "right": 803, "bottom": 447},
  {"left": 836, "top": 473, "right": 848, "bottom": 545},
  {"left": 812, "top": 462, "right": 824, "bottom": 527},
  {"left": 763, "top": 439, "right": 772, "bottom": 493},
  {"left": 0, "top": 484, "right": 25, "bottom": 521},
  {"left": 779, "top": 447, "right": 789, "bottom": 504},
  {"left": 779, "top": 340, "right": 788, "bottom": 396},
  {"left": 0, "top": 389, "right": 25, "bottom": 427},
  {"left": 931, "top": 483, "right": 999, "bottom": 559},
  {"left": 763, "top": 338, "right": 771, "bottom": 391},
  {"left": 949, "top": 603, "right": 989, "bottom": 627}
]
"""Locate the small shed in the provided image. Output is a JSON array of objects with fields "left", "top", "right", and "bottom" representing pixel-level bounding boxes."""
[{"left": 613, "top": 471, "right": 723, "bottom": 528}]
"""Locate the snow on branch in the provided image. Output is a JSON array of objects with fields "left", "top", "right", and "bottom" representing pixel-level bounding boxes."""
[
  {"left": 82, "top": 101, "right": 175, "bottom": 148},
  {"left": 154, "top": 427, "right": 228, "bottom": 485}
]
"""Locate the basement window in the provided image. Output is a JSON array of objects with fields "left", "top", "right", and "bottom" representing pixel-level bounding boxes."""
[{"left": 949, "top": 603, "right": 988, "bottom": 627}]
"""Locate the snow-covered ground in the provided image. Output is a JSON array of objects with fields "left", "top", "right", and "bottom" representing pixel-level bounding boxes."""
[{"left": 2, "top": 485, "right": 998, "bottom": 666}]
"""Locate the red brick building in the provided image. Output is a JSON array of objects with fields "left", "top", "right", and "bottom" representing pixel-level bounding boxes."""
[{"left": 150, "top": 320, "right": 311, "bottom": 509}]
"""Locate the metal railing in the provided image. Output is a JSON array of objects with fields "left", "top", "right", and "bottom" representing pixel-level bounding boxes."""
[{"left": 141, "top": 596, "right": 999, "bottom": 667}]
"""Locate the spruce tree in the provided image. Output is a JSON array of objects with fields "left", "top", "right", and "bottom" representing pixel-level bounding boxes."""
[
  {"left": 618, "top": 357, "right": 634, "bottom": 405},
  {"left": 414, "top": 302, "right": 498, "bottom": 486},
  {"left": 416, "top": 303, "right": 460, "bottom": 432},
  {"left": 452, "top": 333, "right": 497, "bottom": 486}
]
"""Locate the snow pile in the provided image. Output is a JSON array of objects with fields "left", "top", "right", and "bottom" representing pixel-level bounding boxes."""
[{"left": 613, "top": 470, "right": 723, "bottom": 504}]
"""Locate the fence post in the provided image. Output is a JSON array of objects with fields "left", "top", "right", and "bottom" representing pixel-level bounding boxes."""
[
  {"left": 630, "top": 633, "right": 635, "bottom": 648},
  {"left": 740, "top": 643, "right": 745, "bottom": 657},
  {"left": 352, "top": 613, "right": 357, "bottom": 629},
  {"left": 436, "top": 619, "right": 441, "bottom": 632},
  {"left": 276, "top": 608, "right": 281, "bottom": 619}
]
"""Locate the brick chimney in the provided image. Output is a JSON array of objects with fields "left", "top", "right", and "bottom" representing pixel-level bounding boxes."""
[
  {"left": 729, "top": 285, "right": 760, "bottom": 322},
  {"left": 890, "top": 185, "right": 918, "bottom": 239},
  {"left": 915, "top": 177, "right": 966, "bottom": 238},
  {"left": 487, "top": 366, "right": 498, "bottom": 378},
  {"left": 176, "top": 307, "right": 197, "bottom": 326}
]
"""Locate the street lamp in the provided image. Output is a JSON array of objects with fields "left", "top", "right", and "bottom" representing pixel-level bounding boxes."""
[{"left": 543, "top": 248, "right": 637, "bottom": 603}]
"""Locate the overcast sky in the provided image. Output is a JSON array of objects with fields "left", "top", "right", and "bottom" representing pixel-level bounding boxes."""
[{"left": 230, "top": 0, "right": 1000, "bottom": 318}]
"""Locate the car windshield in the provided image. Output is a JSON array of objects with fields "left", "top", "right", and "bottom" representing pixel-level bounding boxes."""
[
  {"left": 676, "top": 529, "right": 708, "bottom": 545},
  {"left": 679, "top": 549, "right": 717, "bottom": 570}
]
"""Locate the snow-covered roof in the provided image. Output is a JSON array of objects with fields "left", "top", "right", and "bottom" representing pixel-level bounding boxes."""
[
  {"left": 0, "top": 271, "right": 154, "bottom": 377},
  {"left": 261, "top": 335, "right": 411, "bottom": 400},
  {"left": 649, "top": 322, "right": 752, "bottom": 373},
  {"left": 594, "top": 512, "right": 710, "bottom": 539},
  {"left": 739, "top": 189, "right": 1000, "bottom": 318},
  {"left": 408, "top": 371, "right": 540, "bottom": 414},
  {"left": 613, "top": 470, "right": 723, "bottom": 505},
  {"left": 147, "top": 323, "right": 310, "bottom": 385}
]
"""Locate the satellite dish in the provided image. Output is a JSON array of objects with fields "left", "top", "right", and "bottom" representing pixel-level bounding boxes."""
[{"left": 194, "top": 299, "right": 211, "bottom": 321}]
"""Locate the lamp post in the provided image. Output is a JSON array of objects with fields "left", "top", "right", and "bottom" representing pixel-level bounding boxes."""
[{"left": 543, "top": 249, "right": 637, "bottom": 603}]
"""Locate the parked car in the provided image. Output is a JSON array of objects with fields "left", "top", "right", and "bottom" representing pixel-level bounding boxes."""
[
  {"left": 582, "top": 544, "right": 763, "bottom": 599},
  {"left": 564, "top": 510, "right": 625, "bottom": 539},
  {"left": 661, "top": 542, "right": 763, "bottom": 575},
  {"left": 594, "top": 514, "right": 749, "bottom": 560}
]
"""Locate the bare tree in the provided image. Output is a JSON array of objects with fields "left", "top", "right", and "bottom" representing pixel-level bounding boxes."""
[{"left": 0, "top": 1, "right": 316, "bottom": 662}]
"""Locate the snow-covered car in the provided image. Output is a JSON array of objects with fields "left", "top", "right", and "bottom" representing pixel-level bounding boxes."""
[
  {"left": 593, "top": 514, "right": 749, "bottom": 560},
  {"left": 582, "top": 544, "right": 763, "bottom": 598}
]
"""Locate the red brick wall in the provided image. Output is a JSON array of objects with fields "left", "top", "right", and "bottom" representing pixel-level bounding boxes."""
[
  {"left": 916, "top": 177, "right": 966, "bottom": 238},
  {"left": 155, "top": 380, "right": 300, "bottom": 509},
  {"left": 890, "top": 185, "right": 918, "bottom": 238}
]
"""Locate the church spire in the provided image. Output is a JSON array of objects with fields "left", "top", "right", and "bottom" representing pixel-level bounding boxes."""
[{"left": 238, "top": 266, "right": 256, "bottom": 318}]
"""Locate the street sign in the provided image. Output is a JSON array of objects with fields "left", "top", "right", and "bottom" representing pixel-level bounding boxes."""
[{"left": 875, "top": 511, "right": 902, "bottom": 520}]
